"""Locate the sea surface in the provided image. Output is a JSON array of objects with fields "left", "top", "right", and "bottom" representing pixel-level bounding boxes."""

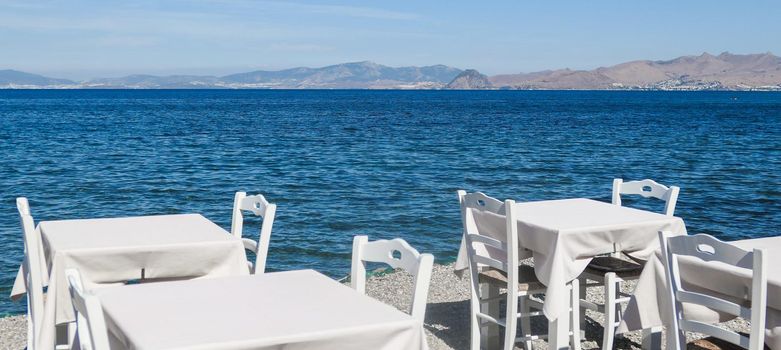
[{"left": 1, "top": 90, "right": 780, "bottom": 315}]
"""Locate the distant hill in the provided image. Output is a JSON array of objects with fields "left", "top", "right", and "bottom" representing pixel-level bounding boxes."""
[
  {"left": 486, "top": 52, "right": 781, "bottom": 90},
  {"left": 2, "top": 53, "right": 780, "bottom": 90},
  {"left": 0, "top": 70, "right": 75, "bottom": 87},
  {"left": 446, "top": 69, "right": 493, "bottom": 89}
]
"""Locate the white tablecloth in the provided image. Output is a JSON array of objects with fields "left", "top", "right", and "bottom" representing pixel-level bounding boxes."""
[
  {"left": 455, "top": 198, "right": 687, "bottom": 320},
  {"left": 95, "top": 270, "right": 429, "bottom": 350},
  {"left": 620, "top": 236, "right": 781, "bottom": 349},
  {"left": 10, "top": 214, "right": 249, "bottom": 349}
]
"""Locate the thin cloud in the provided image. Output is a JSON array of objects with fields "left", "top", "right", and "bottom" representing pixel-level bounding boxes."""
[
  {"left": 191, "top": 0, "right": 421, "bottom": 21},
  {"left": 268, "top": 43, "right": 335, "bottom": 52}
]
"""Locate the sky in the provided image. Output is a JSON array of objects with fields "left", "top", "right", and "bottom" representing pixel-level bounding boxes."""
[{"left": 1, "top": 0, "right": 780, "bottom": 80}]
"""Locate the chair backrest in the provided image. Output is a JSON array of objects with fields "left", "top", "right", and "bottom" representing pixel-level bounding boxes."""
[
  {"left": 350, "top": 236, "right": 434, "bottom": 322},
  {"left": 458, "top": 191, "right": 519, "bottom": 290},
  {"left": 65, "top": 269, "right": 111, "bottom": 350},
  {"left": 659, "top": 232, "right": 767, "bottom": 350},
  {"left": 457, "top": 190, "right": 506, "bottom": 216},
  {"left": 17, "top": 197, "right": 44, "bottom": 350},
  {"left": 230, "top": 192, "right": 277, "bottom": 274},
  {"left": 612, "top": 178, "right": 680, "bottom": 216},
  {"left": 458, "top": 191, "right": 519, "bottom": 272}
]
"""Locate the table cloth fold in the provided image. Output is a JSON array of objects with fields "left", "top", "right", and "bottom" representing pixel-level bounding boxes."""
[
  {"left": 455, "top": 198, "right": 687, "bottom": 320},
  {"left": 95, "top": 270, "right": 429, "bottom": 350},
  {"left": 619, "top": 236, "right": 781, "bottom": 349},
  {"left": 9, "top": 214, "right": 249, "bottom": 350}
]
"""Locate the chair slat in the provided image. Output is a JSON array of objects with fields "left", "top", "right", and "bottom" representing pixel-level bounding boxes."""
[
  {"left": 679, "top": 320, "right": 749, "bottom": 349},
  {"left": 676, "top": 290, "right": 750, "bottom": 319},
  {"left": 471, "top": 255, "right": 507, "bottom": 271},
  {"left": 465, "top": 233, "right": 507, "bottom": 250}
]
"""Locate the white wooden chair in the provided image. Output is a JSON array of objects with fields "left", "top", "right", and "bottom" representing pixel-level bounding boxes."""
[
  {"left": 659, "top": 232, "right": 767, "bottom": 350},
  {"left": 351, "top": 236, "right": 434, "bottom": 322},
  {"left": 580, "top": 178, "right": 681, "bottom": 350},
  {"left": 230, "top": 192, "right": 276, "bottom": 274},
  {"left": 18, "top": 198, "right": 76, "bottom": 350},
  {"left": 459, "top": 191, "right": 581, "bottom": 350},
  {"left": 65, "top": 269, "right": 111, "bottom": 350}
]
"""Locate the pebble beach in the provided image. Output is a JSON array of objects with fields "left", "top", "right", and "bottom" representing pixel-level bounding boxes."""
[{"left": 0, "top": 263, "right": 750, "bottom": 350}]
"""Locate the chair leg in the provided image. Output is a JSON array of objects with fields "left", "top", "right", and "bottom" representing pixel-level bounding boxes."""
[
  {"left": 570, "top": 278, "right": 582, "bottom": 350},
  {"left": 520, "top": 297, "right": 533, "bottom": 350},
  {"left": 470, "top": 283, "right": 482, "bottom": 350},
  {"left": 483, "top": 283, "right": 501, "bottom": 349},
  {"left": 578, "top": 276, "right": 588, "bottom": 338},
  {"left": 67, "top": 322, "right": 76, "bottom": 348},
  {"left": 503, "top": 288, "right": 519, "bottom": 350},
  {"left": 641, "top": 326, "right": 662, "bottom": 350},
  {"left": 602, "top": 273, "right": 617, "bottom": 350}
]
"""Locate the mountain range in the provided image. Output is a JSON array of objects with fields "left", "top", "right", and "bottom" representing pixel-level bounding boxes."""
[
  {"left": 486, "top": 52, "right": 781, "bottom": 90},
  {"left": 2, "top": 52, "right": 780, "bottom": 90}
]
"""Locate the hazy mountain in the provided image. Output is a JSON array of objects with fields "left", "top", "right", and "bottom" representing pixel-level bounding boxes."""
[
  {"left": 77, "top": 61, "right": 462, "bottom": 89},
  {"left": 85, "top": 74, "right": 222, "bottom": 89},
  {"left": 446, "top": 69, "right": 493, "bottom": 89},
  {"left": 486, "top": 52, "right": 781, "bottom": 90},
  {"left": 2, "top": 53, "right": 780, "bottom": 90},
  {"left": 221, "top": 61, "right": 463, "bottom": 88},
  {"left": 0, "top": 70, "right": 75, "bottom": 87}
]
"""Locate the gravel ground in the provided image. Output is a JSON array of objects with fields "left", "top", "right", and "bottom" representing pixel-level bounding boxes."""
[
  {"left": 1, "top": 263, "right": 751, "bottom": 350},
  {"left": 0, "top": 315, "right": 25, "bottom": 350}
]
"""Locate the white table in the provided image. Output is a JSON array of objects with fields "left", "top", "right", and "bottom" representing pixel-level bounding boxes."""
[
  {"left": 455, "top": 198, "right": 687, "bottom": 349},
  {"left": 620, "top": 236, "right": 781, "bottom": 349},
  {"left": 94, "top": 269, "right": 429, "bottom": 350},
  {"left": 10, "top": 214, "right": 249, "bottom": 349}
]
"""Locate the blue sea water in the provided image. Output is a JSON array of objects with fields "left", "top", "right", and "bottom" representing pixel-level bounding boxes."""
[{"left": 0, "top": 90, "right": 779, "bottom": 315}]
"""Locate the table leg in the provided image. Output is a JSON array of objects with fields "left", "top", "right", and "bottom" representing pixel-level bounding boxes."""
[
  {"left": 548, "top": 310, "right": 570, "bottom": 350},
  {"left": 642, "top": 327, "right": 662, "bottom": 350},
  {"left": 481, "top": 283, "right": 501, "bottom": 349},
  {"left": 578, "top": 277, "right": 587, "bottom": 338}
]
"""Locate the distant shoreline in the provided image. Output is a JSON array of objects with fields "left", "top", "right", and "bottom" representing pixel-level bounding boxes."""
[{"left": 2, "top": 88, "right": 781, "bottom": 92}]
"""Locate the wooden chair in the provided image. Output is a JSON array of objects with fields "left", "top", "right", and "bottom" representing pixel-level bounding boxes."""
[
  {"left": 17, "top": 197, "right": 46, "bottom": 350},
  {"left": 660, "top": 232, "right": 767, "bottom": 350},
  {"left": 230, "top": 192, "right": 277, "bottom": 274},
  {"left": 580, "top": 178, "right": 681, "bottom": 350},
  {"left": 351, "top": 236, "right": 434, "bottom": 322},
  {"left": 459, "top": 191, "right": 581, "bottom": 350},
  {"left": 65, "top": 269, "right": 111, "bottom": 350}
]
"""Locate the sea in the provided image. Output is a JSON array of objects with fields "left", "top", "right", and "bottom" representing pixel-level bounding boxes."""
[{"left": 1, "top": 90, "right": 779, "bottom": 315}]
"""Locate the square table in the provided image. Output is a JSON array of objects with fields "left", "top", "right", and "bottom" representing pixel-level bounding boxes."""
[
  {"left": 10, "top": 213, "right": 249, "bottom": 349},
  {"left": 455, "top": 198, "right": 687, "bottom": 349},
  {"left": 94, "top": 269, "right": 429, "bottom": 350},
  {"left": 620, "top": 236, "right": 781, "bottom": 349}
]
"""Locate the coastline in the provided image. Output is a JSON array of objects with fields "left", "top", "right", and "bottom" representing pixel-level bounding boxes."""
[{"left": 2, "top": 263, "right": 751, "bottom": 350}]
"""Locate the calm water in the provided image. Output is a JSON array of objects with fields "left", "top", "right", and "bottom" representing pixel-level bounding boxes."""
[{"left": 1, "top": 90, "right": 779, "bottom": 315}]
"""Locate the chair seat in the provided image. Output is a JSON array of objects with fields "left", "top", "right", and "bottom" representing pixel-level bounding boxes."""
[
  {"left": 688, "top": 337, "right": 763, "bottom": 350},
  {"left": 587, "top": 256, "right": 643, "bottom": 273},
  {"left": 478, "top": 264, "right": 545, "bottom": 292}
]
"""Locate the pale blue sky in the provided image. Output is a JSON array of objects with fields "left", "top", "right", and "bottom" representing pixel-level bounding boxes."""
[{"left": 1, "top": 0, "right": 779, "bottom": 80}]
